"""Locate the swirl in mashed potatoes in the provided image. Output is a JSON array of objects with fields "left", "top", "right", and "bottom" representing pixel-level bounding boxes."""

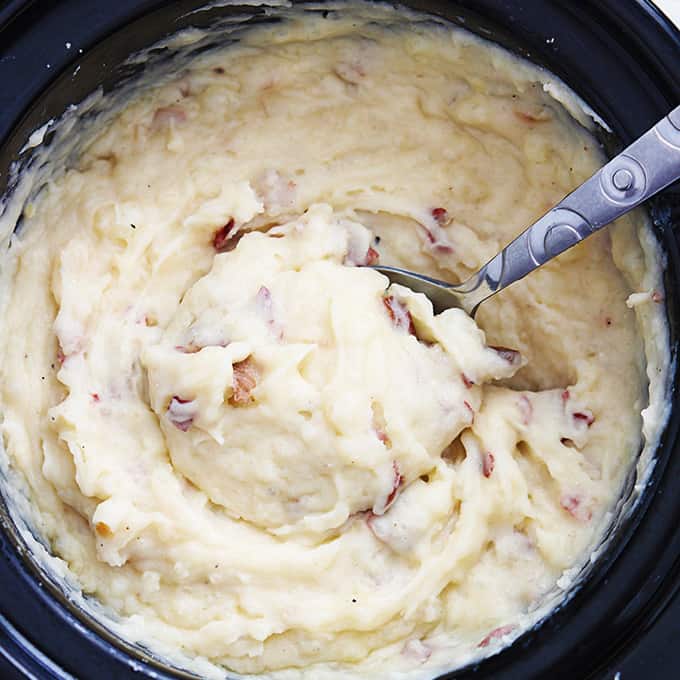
[{"left": 0, "top": 4, "right": 666, "bottom": 678}]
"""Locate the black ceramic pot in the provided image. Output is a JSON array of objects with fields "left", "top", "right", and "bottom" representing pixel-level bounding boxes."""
[{"left": 0, "top": 2, "right": 678, "bottom": 679}]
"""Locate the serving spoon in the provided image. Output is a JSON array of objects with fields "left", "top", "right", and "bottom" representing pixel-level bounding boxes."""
[{"left": 373, "top": 105, "right": 680, "bottom": 316}]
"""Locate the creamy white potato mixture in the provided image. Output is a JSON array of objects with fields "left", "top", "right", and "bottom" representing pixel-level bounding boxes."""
[{"left": 0, "top": 5, "right": 665, "bottom": 678}]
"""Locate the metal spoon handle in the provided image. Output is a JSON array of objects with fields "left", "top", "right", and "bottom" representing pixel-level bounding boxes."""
[{"left": 463, "top": 105, "right": 680, "bottom": 312}]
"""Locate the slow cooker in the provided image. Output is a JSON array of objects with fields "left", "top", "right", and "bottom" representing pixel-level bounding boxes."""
[{"left": 0, "top": 1, "right": 678, "bottom": 679}]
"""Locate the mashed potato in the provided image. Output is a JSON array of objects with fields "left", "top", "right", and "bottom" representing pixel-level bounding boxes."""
[{"left": 0, "top": 4, "right": 666, "bottom": 678}]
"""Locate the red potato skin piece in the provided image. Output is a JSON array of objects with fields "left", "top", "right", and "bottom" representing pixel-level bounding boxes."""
[
  {"left": 561, "top": 390, "right": 595, "bottom": 426},
  {"left": 213, "top": 218, "right": 240, "bottom": 253},
  {"left": 376, "top": 429, "right": 391, "bottom": 446},
  {"left": 383, "top": 461, "right": 404, "bottom": 512},
  {"left": 383, "top": 296, "right": 416, "bottom": 335},
  {"left": 560, "top": 493, "right": 592, "bottom": 522},
  {"left": 365, "top": 246, "right": 380, "bottom": 265},
  {"left": 482, "top": 452, "right": 495, "bottom": 478},
  {"left": 167, "top": 396, "right": 194, "bottom": 432},
  {"left": 417, "top": 208, "right": 453, "bottom": 253},
  {"left": 431, "top": 207, "right": 449, "bottom": 225},
  {"left": 367, "top": 462, "right": 405, "bottom": 524},
  {"left": 514, "top": 110, "right": 548, "bottom": 124},
  {"left": 348, "top": 245, "right": 380, "bottom": 266},
  {"left": 230, "top": 358, "right": 259, "bottom": 406},
  {"left": 478, "top": 624, "right": 517, "bottom": 648},
  {"left": 463, "top": 400, "right": 475, "bottom": 424},
  {"left": 256, "top": 285, "right": 273, "bottom": 311},
  {"left": 56, "top": 339, "right": 84, "bottom": 365},
  {"left": 573, "top": 411, "right": 595, "bottom": 426},
  {"left": 517, "top": 395, "right": 533, "bottom": 426},
  {"left": 421, "top": 225, "right": 454, "bottom": 254},
  {"left": 489, "top": 345, "right": 522, "bottom": 366},
  {"left": 462, "top": 373, "right": 475, "bottom": 388},
  {"left": 256, "top": 286, "right": 283, "bottom": 340},
  {"left": 365, "top": 510, "right": 380, "bottom": 539},
  {"left": 345, "top": 243, "right": 379, "bottom": 266},
  {"left": 652, "top": 290, "right": 663, "bottom": 303}
]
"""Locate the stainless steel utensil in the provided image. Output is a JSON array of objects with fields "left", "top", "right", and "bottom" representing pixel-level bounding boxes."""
[{"left": 373, "top": 105, "right": 680, "bottom": 316}]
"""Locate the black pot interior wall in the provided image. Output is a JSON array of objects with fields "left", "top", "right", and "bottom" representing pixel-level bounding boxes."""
[{"left": 0, "top": 2, "right": 678, "bottom": 680}]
